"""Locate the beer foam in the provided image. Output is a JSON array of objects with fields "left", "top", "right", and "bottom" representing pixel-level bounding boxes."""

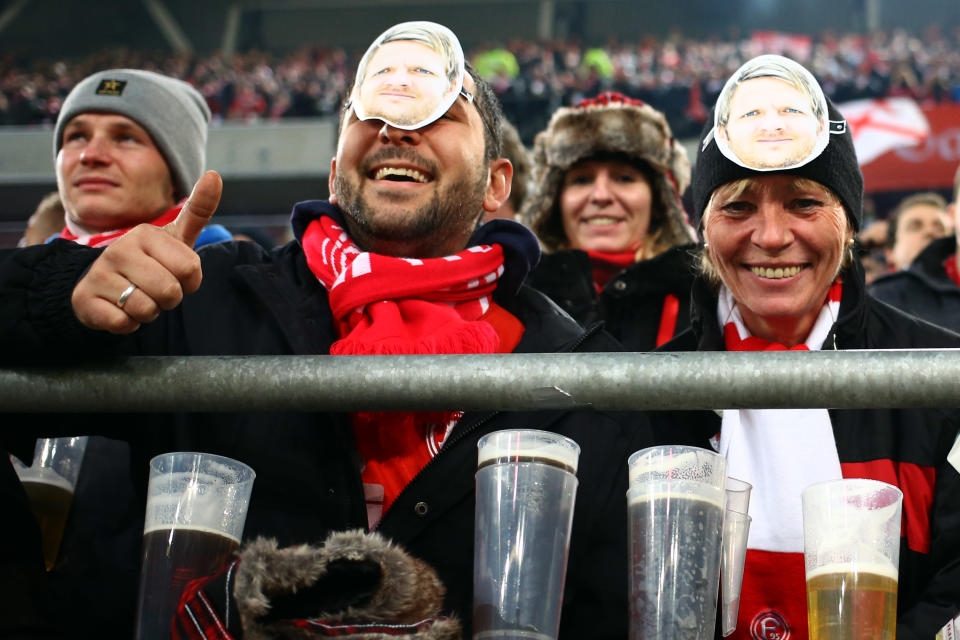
[
  {"left": 142, "top": 523, "right": 241, "bottom": 544},
  {"left": 806, "top": 561, "right": 898, "bottom": 582},
  {"left": 144, "top": 471, "right": 251, "bottom": 536},
  {"left": 16, "top": 467, "right": 73, "bottom": 493},
  {"left": 628, "top": 447, "right": 725, "bottom": 487},
  {"left": 627, "top": 480, "right": 726, "bottom": 508},
  {"left": 477, "top": 434, "right": 579, "bottom": 473}
]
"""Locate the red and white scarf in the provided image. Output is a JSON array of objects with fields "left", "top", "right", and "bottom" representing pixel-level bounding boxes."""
[
  {"left": 302, "top": 215, "right": 505, "bottom": 356},
  {"left": 718, "top": 281, "right": 844, "bottom": 640},
  {"left": 300, "top": 215, "right": 514, "bottom": 526},
  {"left": 59, "top": 202, "right": 182, "bottom": 247}
]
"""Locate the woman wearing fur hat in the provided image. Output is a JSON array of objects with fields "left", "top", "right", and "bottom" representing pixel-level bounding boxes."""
[
  {"left": 522, "top": 92, "right": 698, "bottom": 351},
  {"left": 655, "top": 55, "right": 960, "bottom": 640}
]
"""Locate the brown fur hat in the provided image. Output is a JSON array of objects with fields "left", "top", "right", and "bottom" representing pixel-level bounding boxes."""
[
  {"left": 521, "top": 92, "right": 694, "bottom": 253},
  {"left": 234, "top": 530, "right": 460, "bottom": 639}
]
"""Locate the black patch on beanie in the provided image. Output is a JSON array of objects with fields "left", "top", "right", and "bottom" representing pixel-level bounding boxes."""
[{"left": 95, "top": 79, "right": 127, "bottom": 96}]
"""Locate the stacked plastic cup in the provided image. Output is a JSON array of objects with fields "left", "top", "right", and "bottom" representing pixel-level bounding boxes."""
[
  {"left": 626, "top": 445, "right": 727, "bottom": 640},
  {"left": 473, "top": 429, "right": 580, "bottom": 640}
]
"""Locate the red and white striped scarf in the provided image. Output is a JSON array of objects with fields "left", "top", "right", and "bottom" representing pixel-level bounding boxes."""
[
  {"left": 300, "top": 214, "right": 513, "bottom": 526},
  {"left": 301, "top": 215, "right": 505, "bottom": 356},
  {"left": 59, "top": 202, "right": 182, "bottom": 247},
  {"left": 718, "top": 279, "right": 844, "bottom": 640}
]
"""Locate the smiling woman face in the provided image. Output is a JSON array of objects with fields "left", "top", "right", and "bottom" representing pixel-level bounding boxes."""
[
  {"left": 559, "top": 159, "right": 653, "bottom": 253},
  {"left": 702, "top": 174, "right": 851, "bottom": 345}
]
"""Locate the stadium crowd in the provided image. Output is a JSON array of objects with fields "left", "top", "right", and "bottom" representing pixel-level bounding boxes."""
[
  {"left": 3, "top": 17, "right": 960, "bottom": 639},
  {"left": 2, "top": 25, "right": 959, "bottom": 140}
]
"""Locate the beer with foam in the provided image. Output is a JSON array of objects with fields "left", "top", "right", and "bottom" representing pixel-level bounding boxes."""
[
  {"left": 473, "top": 430, "right": 580, "bottom": 640},
  {"left": 628, "top": 483, "right": 725, "bottom": 640},
  {"left": 134, "top": 455, "right": 254, "bottom": 640}
]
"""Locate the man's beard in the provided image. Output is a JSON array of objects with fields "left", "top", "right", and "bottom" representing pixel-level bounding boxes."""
[{"left": 333, "top": 153, "right": 488, "bottom": 249}]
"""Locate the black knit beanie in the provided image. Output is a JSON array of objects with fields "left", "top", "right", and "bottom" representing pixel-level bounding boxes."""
[{"left": 691, "top": 97, "right": 863, "bottom": 231}]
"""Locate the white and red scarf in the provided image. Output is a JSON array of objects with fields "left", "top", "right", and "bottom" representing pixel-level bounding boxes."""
[
  {"left": 59, "top": 202, "right": 182, "bottom": 247},
  {"left": 302, "top": 215, "right": 505, "bottom": 356},
  {"left": 300, "top": 214, "right": 516, "bottom": 527},
  {"left": 718, "top": 280, "right": 844, "bottom": 640}
]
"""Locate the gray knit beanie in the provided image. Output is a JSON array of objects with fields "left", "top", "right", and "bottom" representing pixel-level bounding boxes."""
[{"left": 54, "top": 68, "right": 211, "bottom": 200}]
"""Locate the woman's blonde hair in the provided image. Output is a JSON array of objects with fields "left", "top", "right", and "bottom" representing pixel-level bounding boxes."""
[{"left": 698, "top": 176, "right": 855, "bottom": 288}]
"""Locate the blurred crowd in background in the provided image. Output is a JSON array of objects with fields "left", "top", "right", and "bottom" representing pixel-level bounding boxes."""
[{"left": 2, "top": 25, "right": 959, "bottom": 141}]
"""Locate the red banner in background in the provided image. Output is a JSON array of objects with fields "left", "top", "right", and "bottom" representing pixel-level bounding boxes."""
[{"left": 859, "top": 104, "right": 960, "bottom": 194}]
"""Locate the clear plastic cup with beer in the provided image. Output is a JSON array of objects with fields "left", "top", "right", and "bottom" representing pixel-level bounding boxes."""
[
  {"left": 134, "top": 452, "right": 255, "bottom": 640},
  {"left": 472, "top": 429, "right": 580, "bottom": 640},
  {"left": 627, "top": 445, "right": 727, "bottom": 640},
  {"left": 802, "top": 478, "right": 902, "bottom": 640},
  {"left": 11, "top": 436, "right": 89, "bottom": 571}
]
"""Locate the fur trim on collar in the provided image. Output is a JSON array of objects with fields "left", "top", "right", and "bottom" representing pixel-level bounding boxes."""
[{"left": 521, "top": 92, "right": 694, "bottom": 253}]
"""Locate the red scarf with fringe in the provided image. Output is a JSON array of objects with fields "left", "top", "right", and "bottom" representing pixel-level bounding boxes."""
[{"left": 301, "top": 215, "right": 518, "bottom": 525}]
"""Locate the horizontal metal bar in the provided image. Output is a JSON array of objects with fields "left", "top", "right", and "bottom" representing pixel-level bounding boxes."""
[{"left": 1, "top": 350, "right": 959, "bottom": 413}]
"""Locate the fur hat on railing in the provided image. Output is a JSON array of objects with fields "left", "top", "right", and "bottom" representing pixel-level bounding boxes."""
[
  {"left": 173, "top": 530, "right": 461, "bottom": 640},
  {"left": 521, "top": 92, "right": 695, "bottom": 254}
]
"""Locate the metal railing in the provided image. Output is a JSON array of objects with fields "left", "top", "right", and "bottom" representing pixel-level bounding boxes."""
[{"left": 2, "top": 350, "right": 959, "bottom": 412}]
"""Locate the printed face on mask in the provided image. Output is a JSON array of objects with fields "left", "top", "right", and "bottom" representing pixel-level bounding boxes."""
[
  {"left": 349, "top": 21, "right": 467, "bottom": 131},
  {"left": 713, "top": 55, "right": 830, "bottom": 172}
]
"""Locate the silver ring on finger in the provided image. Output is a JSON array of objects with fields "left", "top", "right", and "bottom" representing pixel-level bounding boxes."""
[{"left": 116, "top": 283, "right": 138, "bottom": 308}]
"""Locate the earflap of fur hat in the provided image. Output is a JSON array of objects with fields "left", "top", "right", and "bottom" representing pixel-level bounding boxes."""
[{"left": 521, "top": 93, "right": 694, "bottom": 252}]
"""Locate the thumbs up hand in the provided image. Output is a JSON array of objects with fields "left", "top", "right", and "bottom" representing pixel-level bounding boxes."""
[{"left": 72, "top": 171, "right": 223, "bottom": 334}]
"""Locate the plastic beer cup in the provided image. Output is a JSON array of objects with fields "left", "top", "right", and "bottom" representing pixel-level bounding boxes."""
[
  {"left": 627, "top": 445, "right": 727, "bottom": 640},
  {"left": 472, "top": 429, "right": 580, "bottom": 640},
  {"left": 802, "top": 478, "right": 902, "bottom": 640},
  {"left": 134, "top": 452, "right": 255, "bottom": 639},
  {"left": 721, "top": 509, "right": 752, "bottom": 637},
  {"left": 12, "top": 436, "right": 89, "bottom": 571},
  {"left": 721, "top": 477, "right": 753, "bottom": 637}
]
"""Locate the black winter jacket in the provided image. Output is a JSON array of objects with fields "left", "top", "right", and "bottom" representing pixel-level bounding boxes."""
[
  {"left": 0, "top": 224, "right": 654, "bottom": 639},
  {"left": 870, "top": 235, "right": 960, "bottom": 334},
  {"left": 653, "top": 257, "right": 960, "bottom": 640},
  {"left": 525, "top": 244, "right": 697, "bottom": 351}
]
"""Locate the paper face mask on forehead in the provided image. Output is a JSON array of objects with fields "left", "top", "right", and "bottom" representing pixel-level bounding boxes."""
[
  {"left": 348, "top": 21, "right": 469, "bottom": 131},
  {"left": 711, "top": 54, "right": 833, "bottom": 171}
]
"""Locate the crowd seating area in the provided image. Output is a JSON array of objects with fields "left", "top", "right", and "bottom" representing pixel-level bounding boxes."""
[{"left": 2, "top": 25, "right": 959, "bottom": 141}]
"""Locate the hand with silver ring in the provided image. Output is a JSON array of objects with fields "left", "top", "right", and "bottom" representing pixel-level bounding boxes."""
[
  {"left": 116, "top": 283, "right": 138, "bottom": 308},
  {"left": 71, "top": 171, "right": 222, "bottom": 334}
]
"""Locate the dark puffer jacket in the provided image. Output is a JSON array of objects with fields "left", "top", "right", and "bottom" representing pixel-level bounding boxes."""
[
  {"left": 652, "top": 256, "right": 960, "bottom": 640},
  {"left": 526, "top": 243, "right": 698, "bottom": 350},
  {"left": 869, "top": 235, "right": 960, "bottom": 334}
]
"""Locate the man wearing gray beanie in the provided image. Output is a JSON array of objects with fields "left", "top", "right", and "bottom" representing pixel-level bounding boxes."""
[
  {"left": 36, "top": 68, "right": 231, "bottom": 637},
  {"left": 51, "top": 68, "right": 230, "bottom": 247}
]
